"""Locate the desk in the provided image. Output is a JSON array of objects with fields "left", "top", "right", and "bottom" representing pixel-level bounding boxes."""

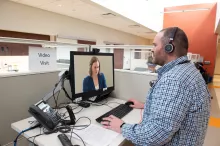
[{"left": 11, "top": 97, "right": 141, "bottom": 146}]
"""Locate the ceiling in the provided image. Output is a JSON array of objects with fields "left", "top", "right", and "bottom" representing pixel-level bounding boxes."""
[{"left": 9, "top": 0, "right": 157, "bottom": 39}]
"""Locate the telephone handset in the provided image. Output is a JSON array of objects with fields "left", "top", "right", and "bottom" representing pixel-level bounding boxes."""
[{"left": 28, "top": 100, "right": 61, "bottom": 131}]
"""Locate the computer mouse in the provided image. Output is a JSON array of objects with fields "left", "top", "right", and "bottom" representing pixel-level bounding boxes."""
[{"left": 125, "top": 101, "right": 134, "bottom": 106}]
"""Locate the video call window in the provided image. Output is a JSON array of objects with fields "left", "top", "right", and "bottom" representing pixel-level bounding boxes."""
[{"left": 74, "top": 55, "right": 114, "bottom": 94}]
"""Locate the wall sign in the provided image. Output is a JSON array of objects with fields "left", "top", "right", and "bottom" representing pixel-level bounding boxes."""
[{"left": 29, "top": 47, "right": 57, "bottom": 71}]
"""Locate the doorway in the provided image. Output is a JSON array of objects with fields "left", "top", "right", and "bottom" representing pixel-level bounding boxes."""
[{"left": 114, "top": 48, "right": 124, "bottom": 69}]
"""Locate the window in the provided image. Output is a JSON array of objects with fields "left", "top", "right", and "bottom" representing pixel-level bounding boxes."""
[
  {"left": 134, "top": 49, "right": 141, "bottom": 59},
  {"left": 106, "top": 48, "right": 111, "bottom": 53}
]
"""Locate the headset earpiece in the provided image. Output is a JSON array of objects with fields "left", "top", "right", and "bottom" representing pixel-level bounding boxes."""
[
  {"left": 165, "top": 44, "right": 174, "bottom": 53},
  {"left": 165, "top": 27, "right": 178, "bottom": 53}
]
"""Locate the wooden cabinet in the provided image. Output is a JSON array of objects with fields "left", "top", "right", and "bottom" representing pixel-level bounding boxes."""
[
  {"left": 0, "top": 43, "right": 28, "bottom": 56},
  {"left": 77, "top": 40, "right": 96, "bottom": 52},
  {"left": 0, "top": 30, "right": 50, "bottom": 56}
]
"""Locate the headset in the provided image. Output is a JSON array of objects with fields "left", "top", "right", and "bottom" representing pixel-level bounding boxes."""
[{"left": 164, "top": 27, "right": 178, "bottom": 53}]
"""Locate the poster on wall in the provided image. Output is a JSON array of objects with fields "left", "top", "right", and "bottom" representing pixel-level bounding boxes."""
[{"left": 29, "top": 47, "right": 57, "bottom": 71}]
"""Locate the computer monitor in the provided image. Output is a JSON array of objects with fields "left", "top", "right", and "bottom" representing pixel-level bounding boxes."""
[{"left": 69, "top": 51, "right": 114, "bottom": 102}]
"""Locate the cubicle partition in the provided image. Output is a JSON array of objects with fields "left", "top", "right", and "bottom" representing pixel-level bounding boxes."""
[
  {"left": 0, "top": 70, "right": 69, "bottom": 145},
  {"left": 0, "top": 69, "right": 157, "bottom": 145},
  {"left": 112, "top": 69, "right": 157, "bottom": 102}
]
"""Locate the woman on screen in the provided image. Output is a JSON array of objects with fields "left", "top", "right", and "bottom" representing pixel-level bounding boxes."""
[{"left": 83, "top": 56, "right": 107, "bottom": 92}]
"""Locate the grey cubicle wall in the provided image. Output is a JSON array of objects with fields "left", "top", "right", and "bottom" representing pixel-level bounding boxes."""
[
  {"left": 0, "top": 69, "right": 157, "bottom": 145},
  {"left": 112, "top": 69, "right": 157, "bottom": 103},
  {"left": 0, "top": 71, "right": 70, "bottom": 145}
]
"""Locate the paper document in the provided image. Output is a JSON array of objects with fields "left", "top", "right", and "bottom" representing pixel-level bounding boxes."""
[{"left": 67, "top": 124, "right": 119, "bottom": 146}]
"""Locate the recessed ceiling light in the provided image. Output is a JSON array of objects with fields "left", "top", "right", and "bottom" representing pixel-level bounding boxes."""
[
  {"left": 128, "top": 25, "right": 140, "bottom": 28},
  {"left": 162, "top": 8, "right": 210, "bottom": 13},
  {"left": 58, "top": 4, "right": 62, "bottom": 7},
  {"left": 145, "top": 32, "right": 155, "bottom": 33},
  {"left": 101, "top": 13, "right": 116, "bottom": 18}
]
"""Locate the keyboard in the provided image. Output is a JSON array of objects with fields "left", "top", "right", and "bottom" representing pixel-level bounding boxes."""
[{"left": 96, "top": 104, "right": 133, "bottom": 123}]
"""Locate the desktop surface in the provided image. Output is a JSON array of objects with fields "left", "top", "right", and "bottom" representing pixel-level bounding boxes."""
[{"left": 11, "top": 97, "right": 141, "bottom": 146}]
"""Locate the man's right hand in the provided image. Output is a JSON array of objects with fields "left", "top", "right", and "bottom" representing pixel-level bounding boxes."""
[{"left": 128, "top": 98, "right": 145, "bottom": 109}]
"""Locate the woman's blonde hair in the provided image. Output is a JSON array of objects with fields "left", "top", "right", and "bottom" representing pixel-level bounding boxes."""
[{"left": 89, "top": 56, "right": 100, "bottom": 76}]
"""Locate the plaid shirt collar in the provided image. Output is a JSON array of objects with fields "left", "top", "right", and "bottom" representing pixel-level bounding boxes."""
[{"left": 157, "top": 55, "right": 188, "bottom": 78}]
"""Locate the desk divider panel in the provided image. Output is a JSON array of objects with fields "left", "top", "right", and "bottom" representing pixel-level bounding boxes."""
[{"left": 0, "top": 70, "right": 157, "bottom": 145}]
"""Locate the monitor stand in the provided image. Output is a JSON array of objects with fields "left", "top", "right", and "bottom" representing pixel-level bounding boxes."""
[
  {"left": 87, "top": 93, "right": 110, "bottom": 103},
  {"left": 78, "top": 102, "right": 90, "bottom": 108}
]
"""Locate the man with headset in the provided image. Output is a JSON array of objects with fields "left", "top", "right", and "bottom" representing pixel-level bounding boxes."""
[{"left": 101, "top": 27, "right": 211, "bottom": 146}]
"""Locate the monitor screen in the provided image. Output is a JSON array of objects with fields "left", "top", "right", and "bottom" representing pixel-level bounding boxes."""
[{"left": 69, "top": 51, "right": 114, "bottom": 102}]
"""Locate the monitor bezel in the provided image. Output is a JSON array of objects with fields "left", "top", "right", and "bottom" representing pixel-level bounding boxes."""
[{"left": 69, "top": 51, "right": 115, "bottom": 101}]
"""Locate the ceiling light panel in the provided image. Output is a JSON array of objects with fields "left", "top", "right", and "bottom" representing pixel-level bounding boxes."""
[
  {"left": 128, "top": 24, "right": 140, "bottom": 28},
  {"left": 101, "top": 13, "right": 116, "bottom": 18},
  {"left": 163, "top": 8, "right": 210, "bottom": 13}
]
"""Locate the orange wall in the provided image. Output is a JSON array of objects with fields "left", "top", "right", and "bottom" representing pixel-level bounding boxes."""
[{"left": 163, "top": 3, "right": 218, "bottom": 76}]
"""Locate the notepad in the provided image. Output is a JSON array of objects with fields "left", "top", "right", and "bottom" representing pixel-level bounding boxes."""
[{"left": 67, "top": 124, "right": 119, "bottom": 146}]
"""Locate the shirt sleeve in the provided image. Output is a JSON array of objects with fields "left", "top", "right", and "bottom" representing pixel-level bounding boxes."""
[{"left": 121, "top": 77, "right": 192, "bottom": 145}]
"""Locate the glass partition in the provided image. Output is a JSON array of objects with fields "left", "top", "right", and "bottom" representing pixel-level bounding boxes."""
[
  {"left": 0, "top": 37, "right": 89, "bottom": 73},
  {"left": 90, "top": 45, "right": 155, "bottom": 73},
  {"left": 0, "top": 37, "right": 157, "bottom": 74}
]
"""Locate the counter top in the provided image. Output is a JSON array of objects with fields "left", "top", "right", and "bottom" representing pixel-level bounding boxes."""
[
  {"left": 0, "top": 68, "right": 68, "bottom": 78},
  {"left": 115, "top": 69, "right": 158, "bottom": 76},
  {"left": 0, "top": 68, "right": 157, "bottom": 78}
]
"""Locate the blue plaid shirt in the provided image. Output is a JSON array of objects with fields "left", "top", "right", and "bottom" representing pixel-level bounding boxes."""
[{"left": 121, "top": 56, "right": 211, "bottom": 146}]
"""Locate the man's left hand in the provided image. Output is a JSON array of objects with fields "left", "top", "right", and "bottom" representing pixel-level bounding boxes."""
[{"left": 101, "top": 115, "right": 124, "bottom": 133}]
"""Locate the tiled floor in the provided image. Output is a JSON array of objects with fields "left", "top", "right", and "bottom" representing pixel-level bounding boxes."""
[{"left": 204, "top": 75, "right": 220, "bottom": 146}]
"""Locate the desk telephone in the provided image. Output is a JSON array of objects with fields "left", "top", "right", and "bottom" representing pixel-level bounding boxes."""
[
  {"left": 28, "top": 100, "right": 61, "bottom": 131},
  {"left": 29, "top": 100, "right": 76, "bottom": 132}
]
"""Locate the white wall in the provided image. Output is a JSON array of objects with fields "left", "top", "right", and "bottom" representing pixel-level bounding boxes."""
[
  {"left": 215, "top": 1, "right": 220, "bottom": 33},
  {"left": 56, "top": 38, "right": 78, "bottom": 60},
  {"left": 0, "top": 1, "right": 149, "bottom": 45},
  {"left": 0, "top": 56, "right": 29, "bottom": 72}
]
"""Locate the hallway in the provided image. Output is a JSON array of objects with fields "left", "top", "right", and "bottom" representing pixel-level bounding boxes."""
[{"left": 204, "top": 75, "right": 220, "bottom": 146}]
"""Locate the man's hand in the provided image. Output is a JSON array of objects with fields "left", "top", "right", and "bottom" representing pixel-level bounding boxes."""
[
  {"left": 128, "top": 98, "right": 145, "bottom": 109},
  {"left": 101, "top": 115, "right": 124, "bottom": 133}
]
